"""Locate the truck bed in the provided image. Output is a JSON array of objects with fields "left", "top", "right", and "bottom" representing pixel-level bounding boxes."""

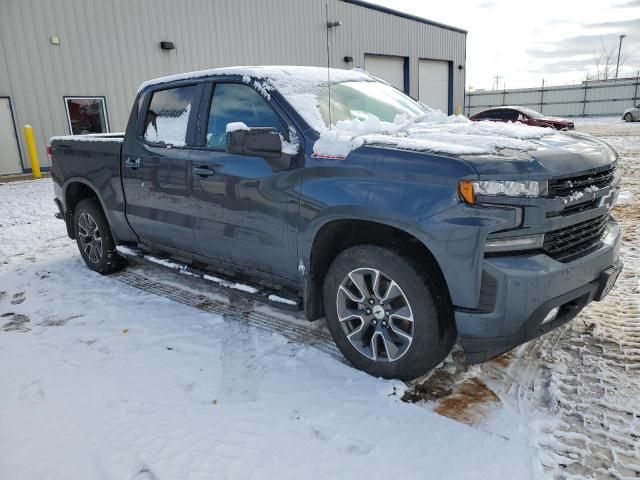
[{"left": 50, "top": 133, "right": 133, "bottom": 243}]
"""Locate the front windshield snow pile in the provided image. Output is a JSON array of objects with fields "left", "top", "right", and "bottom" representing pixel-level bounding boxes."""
[{"left": 264, "top": 71, "right": 557, "bottom": 159}]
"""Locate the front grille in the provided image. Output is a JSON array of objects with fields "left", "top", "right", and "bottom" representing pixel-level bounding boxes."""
[
  {"left": 548, "top": 167, "right": 615, "bottom": 197},
  {"left": 543, "top": 215, "right": 609, "bottom": 263},
  {"left": 547, "top": 199, "right": 599, "bottom": 217}
]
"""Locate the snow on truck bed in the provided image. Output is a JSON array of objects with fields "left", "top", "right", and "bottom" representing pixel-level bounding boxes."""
[
  {"left": 138, "top": 65, "right": 555, "bottom": 158},
  {"left": 50, "top": 133, "right": 125, "bottom": 143}
]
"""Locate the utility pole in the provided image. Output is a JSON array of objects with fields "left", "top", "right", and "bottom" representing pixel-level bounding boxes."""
[
  {"left": 615, "top": 34, "right": 626, "bottom": 79},
  {"left": 493, "top": 75, "right": 501, "bottom": 90}
]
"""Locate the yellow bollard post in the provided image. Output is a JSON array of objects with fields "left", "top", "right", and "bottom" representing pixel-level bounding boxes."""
[
  {"left": 454, "top": 104, "right": 462, "bottom": 116},
  {"left": 23, "top": 124, "right": 41, "bottom": 179}
]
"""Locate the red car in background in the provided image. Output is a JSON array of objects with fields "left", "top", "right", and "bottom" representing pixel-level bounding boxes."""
[{"left": 470, "top": 106, "right": 575, "bottom": 130}]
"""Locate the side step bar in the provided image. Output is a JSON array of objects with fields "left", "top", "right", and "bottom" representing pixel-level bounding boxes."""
[{"left": 115, "top": 245, "right": 303, "bottom": 312}]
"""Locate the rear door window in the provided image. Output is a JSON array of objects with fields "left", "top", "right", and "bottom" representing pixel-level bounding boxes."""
[
  {"left": 206, "top": 83, "right": 285, "bottom": 149},
  {"left": 143, "top": 85, "right": 200, "bottom": 147}
]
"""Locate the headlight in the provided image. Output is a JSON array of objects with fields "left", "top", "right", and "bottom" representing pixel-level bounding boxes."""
[{"left": 459, "top": 180, "right": 546, "bottom": 204}]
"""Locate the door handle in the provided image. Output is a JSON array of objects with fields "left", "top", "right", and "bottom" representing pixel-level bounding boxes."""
[
  {"left": 192, "top": 166, "right": 215, "bottom": 177},
  {"left": 125, "top": 157, "right": 141, "bottom": 169}
]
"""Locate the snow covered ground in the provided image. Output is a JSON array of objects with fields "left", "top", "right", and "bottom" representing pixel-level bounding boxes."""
[{"left": 0, "top": 118, "right": 638, "bottom": 479}]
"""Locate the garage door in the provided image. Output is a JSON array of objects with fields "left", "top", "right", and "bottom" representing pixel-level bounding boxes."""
[
  {"left": 364, "top": 55, "right": 406, "bottom": 93},
  {"left": 0, "top": 98, "right": 22, "bottom": 175},
  {"left": 419, "top": 60, "right": 450, "bottom": 114}
]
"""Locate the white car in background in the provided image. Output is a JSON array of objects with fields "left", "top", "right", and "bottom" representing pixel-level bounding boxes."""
[{"left": 622, "top": 104, "right": 640, "bottom": 122}]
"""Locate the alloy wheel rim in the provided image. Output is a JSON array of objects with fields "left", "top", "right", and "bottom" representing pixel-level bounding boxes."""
[
  {"left": 77, "top": 212, "right": 103, "bottom": 263},
  {"left": 335, "top": 267, "right": 414, "bottom": 362}
]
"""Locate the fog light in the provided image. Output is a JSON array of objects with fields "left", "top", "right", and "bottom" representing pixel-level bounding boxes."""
[
  {"left": 485, "top": 234, "right": 544, "bottom": 252},
  {"left": 541, "top": 307, "right": 559, "bottom": 325}
]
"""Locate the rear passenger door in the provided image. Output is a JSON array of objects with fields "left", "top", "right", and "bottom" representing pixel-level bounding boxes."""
[
  {"left": 188, "top": 81, "right": 301, "bottom": 280},
  {"left": 121, "top": 82, "right": 203, "bottom": 253}
]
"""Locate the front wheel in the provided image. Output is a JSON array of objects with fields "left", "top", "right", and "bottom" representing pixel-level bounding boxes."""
[
  {"left": 73, "top": 198, "right": 126, "bottom": 274},
  {"left": 323, "top": 245, "right": 455, "bottom": 381},
  {"left": 624, "top": 113, "right": 633, "bottom": 122}
]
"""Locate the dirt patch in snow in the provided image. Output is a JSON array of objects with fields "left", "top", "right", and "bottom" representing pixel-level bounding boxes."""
[
  {"left": 490, "top": 353, "right": 513, "bottom": 368},
  {"left": 402, "top": 369, "right": 455, "bottom": 403},
  {"left": 434, "top": 378, "right": 501, "bottom": 426},
  {"left": 2, "top": 313, "right": 30, "bottom": 332},
  {"left": 403, "top": 366, "right": 503, "bottom": 426},
  {"left": 613, "top": 203, "right": 640, "bottom": 222}
]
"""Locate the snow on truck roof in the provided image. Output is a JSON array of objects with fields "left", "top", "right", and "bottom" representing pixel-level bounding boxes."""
[{"left": 137, "top": 65, "right": 372, "bottom": 94}]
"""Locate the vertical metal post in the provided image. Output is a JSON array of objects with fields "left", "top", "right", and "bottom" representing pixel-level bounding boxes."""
[
  {"left": 540, "top": 79, "right": 545, "bottom": 113},
  {"left": 634, "top": 69, "right": 639, "bottom": 106},
  {"left": 23, "top": 124, "right": 41, "bottom": 178},
  {"left": 582, "top": 79, "right": 588, "bottom": 116},
  {"left": 615, "top": 34, "right": 626, "bottom": 80}
]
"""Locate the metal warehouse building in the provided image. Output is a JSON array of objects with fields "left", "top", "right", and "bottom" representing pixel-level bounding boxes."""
[{"left": 0, "top": 0, "right": 466, "bottom": 175}]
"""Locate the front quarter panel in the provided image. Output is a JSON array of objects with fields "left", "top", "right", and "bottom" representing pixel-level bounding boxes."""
[{"left": 298, "top": 144, "right": 480, "bottom": 288}]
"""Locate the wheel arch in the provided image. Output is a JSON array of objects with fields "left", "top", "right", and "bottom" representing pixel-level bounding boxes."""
[
  {"left": 303, "top": 217, "right": 451, "bottom": 322},
  {"left": 62, "top": 177, "right": 113, "bottom": 240}
]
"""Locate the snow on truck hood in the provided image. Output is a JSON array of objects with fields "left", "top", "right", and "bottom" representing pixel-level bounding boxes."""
[
  {"left": 139, "top": 66, "right": 558, "bottom": 158},
  {"left": 312, "top": 112, "right": 557, "bottom": 159}
]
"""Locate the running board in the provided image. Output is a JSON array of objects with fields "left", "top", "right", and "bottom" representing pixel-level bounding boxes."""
[{"left": 115, "top": 245, "right": 303, "bottom": 312}]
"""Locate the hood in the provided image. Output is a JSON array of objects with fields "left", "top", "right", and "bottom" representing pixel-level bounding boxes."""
[
  {"left": 312, "top": 111, "right": 559, "bottom": 159},
  {"left": 459, "top": 131, "right": 616, "bottom": 179},
  {"left": 310, "top": 111, "right": 614, "bottom": 178}
]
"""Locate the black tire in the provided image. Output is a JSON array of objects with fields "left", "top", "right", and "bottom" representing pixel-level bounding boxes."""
[
  {"left": 73, "top": 198, "right": 126, "bottom": 274},
  {"left": 323, "top": 244, "right": 455, "bottom": 381},
  {"left": 624, "top": 113, "right": 633, "bottom": 122}
]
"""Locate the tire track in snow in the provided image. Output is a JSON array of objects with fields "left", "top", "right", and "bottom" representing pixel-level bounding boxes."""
[
  {"left": 482, "top": 128, "right": 640, "bottom": 479},
  {"left": 111, "top": 268, "right": 342, "bottom": 361}
]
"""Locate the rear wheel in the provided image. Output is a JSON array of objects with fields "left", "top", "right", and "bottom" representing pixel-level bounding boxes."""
[
  {"left": 624, "top": 113, "right": 633, "bottom": 122},
  {"left": 323, "top": 244, "right": 455, "bottom": 381},
  {"left": 73, "top": 198, "right": 126, "bottom": 274}
]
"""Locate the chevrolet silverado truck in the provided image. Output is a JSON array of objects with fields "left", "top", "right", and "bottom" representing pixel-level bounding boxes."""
[{"left": 50, "top": 66, "right": 622, "bottom": 380}]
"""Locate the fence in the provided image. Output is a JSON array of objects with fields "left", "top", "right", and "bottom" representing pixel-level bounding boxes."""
[{"left": 465, "top": 76, "right": 640, "bottom": 117}]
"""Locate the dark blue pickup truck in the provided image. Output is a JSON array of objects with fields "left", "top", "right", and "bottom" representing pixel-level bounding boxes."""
[{"left": 51, "top": 66, "right": 622, "bottom": 380}]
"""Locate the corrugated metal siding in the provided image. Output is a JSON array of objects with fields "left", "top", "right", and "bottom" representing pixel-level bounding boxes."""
[
  {"left": 466, "top": 78, "right": 640, "bottom": 117},
  {"left": 0, "top": 0, "right": 465, "bottom": 170}
]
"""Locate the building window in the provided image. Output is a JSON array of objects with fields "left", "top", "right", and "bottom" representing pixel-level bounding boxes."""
[{"left": 64, "top": 97, "right": 109, "bottom": 135}]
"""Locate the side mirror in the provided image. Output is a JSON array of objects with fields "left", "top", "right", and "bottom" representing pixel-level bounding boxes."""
[
  {"left": 225, "top": 127, "right": 292, "bottom": 172},
  {"left": 226, "top": 127, "right": 282, "bottom": 157}
]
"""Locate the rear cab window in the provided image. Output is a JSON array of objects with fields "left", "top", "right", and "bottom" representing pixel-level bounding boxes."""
[{"left": 143, "top": 85, "right": 200, "bottom": 147}]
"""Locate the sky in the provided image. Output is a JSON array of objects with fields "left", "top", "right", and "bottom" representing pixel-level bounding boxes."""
[{"left": 368, "top": 0, "right": 640, "bottom": 90}]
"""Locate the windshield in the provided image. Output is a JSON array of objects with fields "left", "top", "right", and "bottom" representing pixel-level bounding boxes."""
[
  {"left": 518, "top": 107, "right": 545, "bottom": 119},
  {"left": 316, "top": 81, "right": 426, "bottom": 127}
]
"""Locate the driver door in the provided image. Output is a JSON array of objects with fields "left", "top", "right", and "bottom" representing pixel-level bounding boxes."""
[{"left": 188, "top": 81, "right": 301, "bottom": 280}]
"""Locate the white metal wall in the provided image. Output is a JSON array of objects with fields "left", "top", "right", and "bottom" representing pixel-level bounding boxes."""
[
  {"left": 363, "top": 54, "right": 406, "bottom": 92},
  {"left": 418, "top": 59, "right": 450, "bottom": 113},
  {"left": 0, "top": 0, "right": 466, "bottom": 172},
  {"left": 466, "top": 78, "right": 640, "bottom": 117}
]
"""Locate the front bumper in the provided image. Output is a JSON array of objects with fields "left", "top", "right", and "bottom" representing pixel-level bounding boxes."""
[{"left": 456, "top": 219, "right": 622, "bottom": 363}]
